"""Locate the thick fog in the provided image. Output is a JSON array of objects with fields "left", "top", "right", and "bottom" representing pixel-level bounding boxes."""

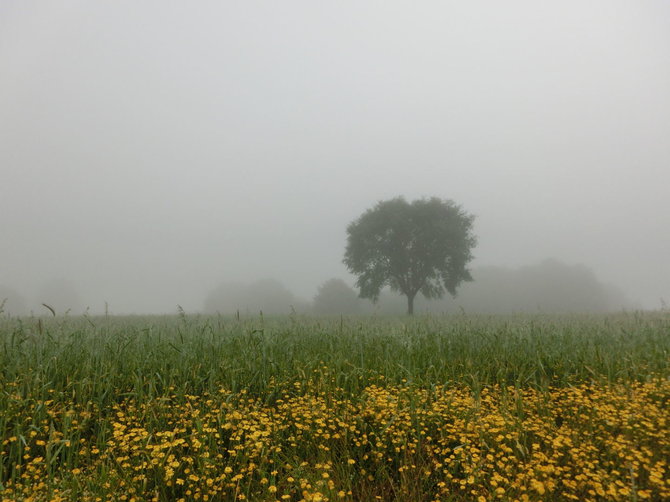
[{"left": 1, "top": 1, "right": 669, "bottom": 314}]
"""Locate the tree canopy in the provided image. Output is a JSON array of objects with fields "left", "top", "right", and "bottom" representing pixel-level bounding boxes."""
[{"left": 344, "top": 197, "right": 476, "bottom": 314}]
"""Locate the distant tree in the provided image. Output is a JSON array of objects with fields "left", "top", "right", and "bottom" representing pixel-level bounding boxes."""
[
  {"left": 204, "top": 278, "right": 305, "bottom": 315},
  {"left": 344, "top": 197, "right": 477, "bottom": 315},
  {"left": 313, "top": 279, "right": 361, "bottom": 316},
  {"left": 246, "top": 279, "right": 301, "bottom": 314}
]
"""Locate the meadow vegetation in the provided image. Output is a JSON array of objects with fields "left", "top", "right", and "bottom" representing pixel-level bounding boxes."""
[{"left": 0, "top": 312, "right": 668, "bottom": 501}]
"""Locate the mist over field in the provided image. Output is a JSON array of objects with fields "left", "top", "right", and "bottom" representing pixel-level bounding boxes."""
[{"left": 1, "top": 1, "right": 669, "bottom": 315}]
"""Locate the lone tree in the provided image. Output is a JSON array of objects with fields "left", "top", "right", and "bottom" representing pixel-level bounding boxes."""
[{"left": 344, "top": 197, "right": 477, "bottom": 315}]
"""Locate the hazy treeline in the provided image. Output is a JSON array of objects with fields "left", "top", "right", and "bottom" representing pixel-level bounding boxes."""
[
  {"left": 369, "top": 259, "right": 633, "bottom": 315},
  {"left": 453, "top": 259, "right": 631, "bottom": 314},
  {"left": 202, "top": 259, "right": 633, "bottom": 316},
  {"left": 2, "top": 259, "right": 634, "bottom": 317},
  {"left": 0, "top": 279, "right": 81, "bottom": 317},
  {"left": 202, "top": 279, "right": 311, "bottom": 315}
]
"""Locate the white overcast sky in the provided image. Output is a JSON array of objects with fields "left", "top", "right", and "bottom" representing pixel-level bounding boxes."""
[{"left": 1, "top": 1, "right": 669, "bottom": 313}]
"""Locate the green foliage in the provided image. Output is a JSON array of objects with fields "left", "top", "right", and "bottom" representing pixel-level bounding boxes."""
[{"left": 344, "top": 197, "right": 477, "bottom": 314}]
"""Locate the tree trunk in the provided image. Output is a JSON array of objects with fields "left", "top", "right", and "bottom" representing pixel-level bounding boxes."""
[{"left": 407, "top": 293, "right": 415, "bottom": 315}]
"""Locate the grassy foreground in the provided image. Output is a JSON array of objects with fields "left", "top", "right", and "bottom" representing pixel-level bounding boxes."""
[{"left": 0, "top": 312, "right": 668, "bottom": 501}]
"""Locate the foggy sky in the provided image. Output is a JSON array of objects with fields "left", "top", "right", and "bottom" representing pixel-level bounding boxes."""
[{"left": 1, "top": 1, "right": 669, "bottom": 313}]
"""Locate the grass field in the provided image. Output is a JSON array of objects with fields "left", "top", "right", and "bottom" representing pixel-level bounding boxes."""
[{"left": 0, "top": 312, "right": 668, "bottom": 501}]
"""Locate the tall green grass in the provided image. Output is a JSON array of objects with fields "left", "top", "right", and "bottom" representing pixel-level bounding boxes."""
[{"left": 1, "top": 312, "right": 668, "bottom": 408}]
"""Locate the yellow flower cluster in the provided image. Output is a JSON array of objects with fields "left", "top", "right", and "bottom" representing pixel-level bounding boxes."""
[{"left": 1, "top": 378, "right": 668, "bottom": 501}]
